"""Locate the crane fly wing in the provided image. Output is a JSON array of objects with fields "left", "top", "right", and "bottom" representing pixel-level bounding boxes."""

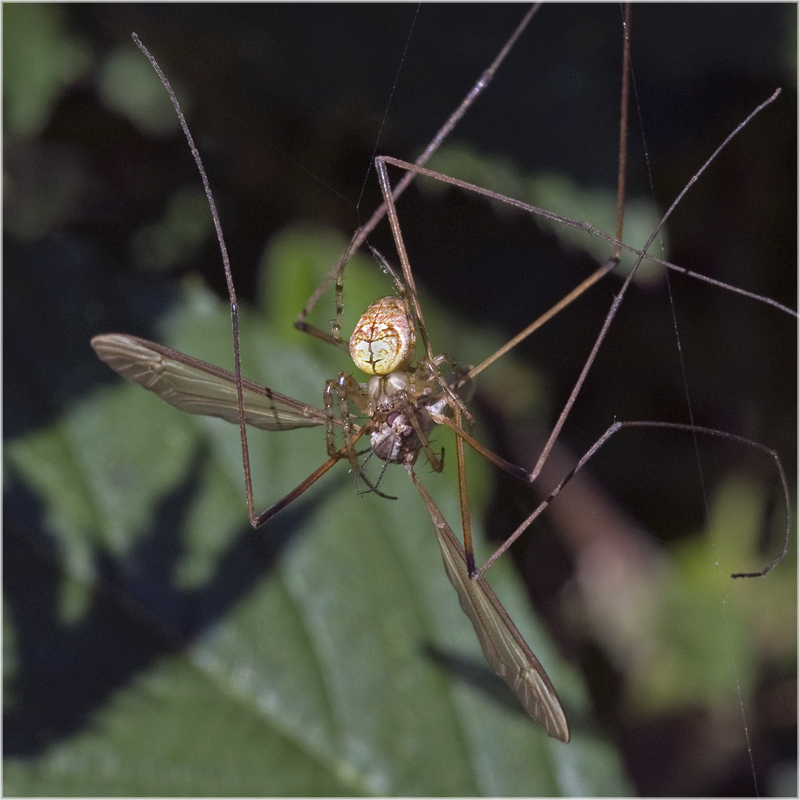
[
  {"left": 408, "top": 468, "right": 570, "bottom": 743},
  {"left": 91, "top": 333, "right": 330, "bottom": 431}
]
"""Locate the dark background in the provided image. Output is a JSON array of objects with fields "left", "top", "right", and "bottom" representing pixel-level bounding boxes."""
[{"left": 5, "top": 4, "right": 796, "bottom": 795}]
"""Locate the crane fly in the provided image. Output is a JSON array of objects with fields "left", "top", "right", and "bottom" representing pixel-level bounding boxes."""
[
  {"left": 90, "top": 7, "right": 791, "bottom": 747},
  {"left": 91, "top": 8, "right": 574, "bottom": 742}
]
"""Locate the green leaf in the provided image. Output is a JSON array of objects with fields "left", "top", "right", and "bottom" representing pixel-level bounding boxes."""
[{"left": 5, "top": 226, "right": 629, "bottom": 796}]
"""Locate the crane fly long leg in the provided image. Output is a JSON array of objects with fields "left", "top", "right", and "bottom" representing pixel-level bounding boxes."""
[{"left": 406, "top": 466, "right": 570, "bottom": 743}]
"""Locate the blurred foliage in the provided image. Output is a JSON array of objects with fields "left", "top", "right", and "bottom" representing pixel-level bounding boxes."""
[{"left": 3, "top": 5, "right": 91, "bottom": 139}]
